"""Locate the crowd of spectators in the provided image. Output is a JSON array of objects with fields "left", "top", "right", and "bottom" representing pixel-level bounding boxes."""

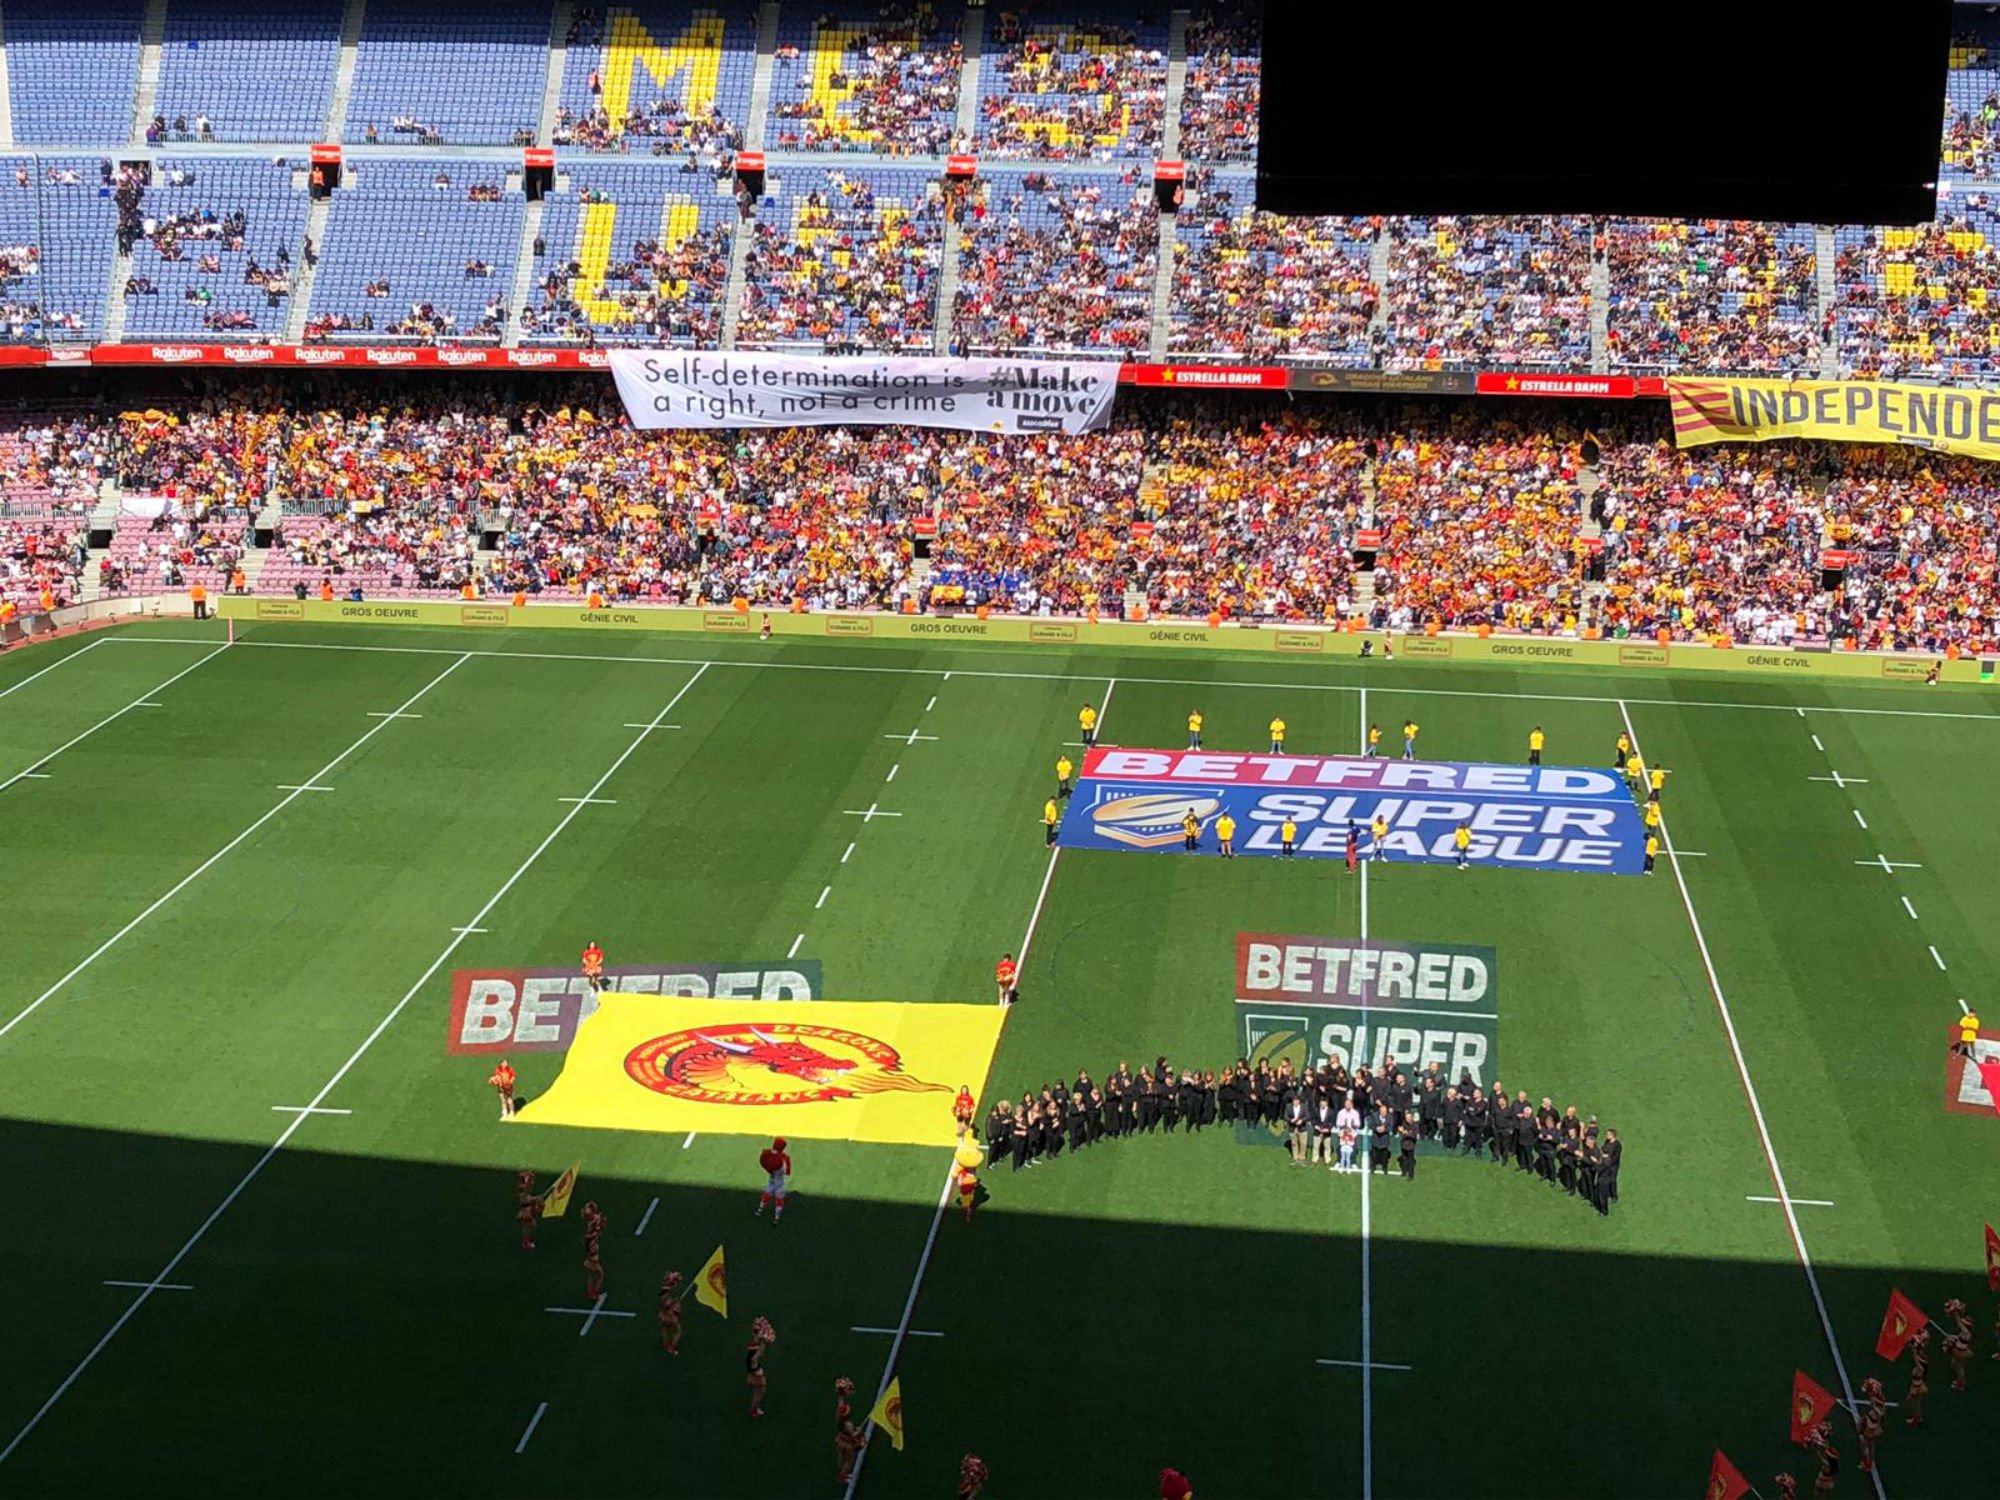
[
  {"left": 1376, "top": 217, "right": 1594, "bottom": 370},
  {"left": 975, "top": 7, "right": 1166, "bottom": 161},
  {"left": 951, "top": 173, "right": 1157, "bottom": 354},
  {"left": 522, "top": 220, "right": 734, "bottom": 346},
  {"left": 1605, "top": 220, "right": 1823, "bottom": 373},
  {"left": 737, "top": 170, "right": 943, "bottom": 352},
  {"left": 768, "top": 6, "right": 964, "bottom": 156},
  {"left": 1170, "top": 183, "right": 1378, "bottom": 363},
  {"left": 1177, "top": 1, "right": 1260, "bottom": 164},
  {"left": 1834, "top": 212, "right": 2000, "bottom": 381},
  {"left": 3, "top": 384, "right": 1999, "bottom": 656}
]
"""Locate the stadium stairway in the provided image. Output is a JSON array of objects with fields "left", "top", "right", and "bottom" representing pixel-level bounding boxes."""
[
  {"left": 1589, "top": 249, "right": 1609, "bottom": 373},
  {"left": 324, "top": 0, "right": 366, "bottom": 141},
  {"left": 0, "top": 8, "right": 16, "bottom": 149},
  {"left": 130, "top": 0, "right": 166, "bottom": 146},
  {"left": 1814, "top": 225, "right": 1839, "bottom": 377},
  {"left": 1367, "top": 224, "right": 1392, "bottom": 339},
  {"left": 285, "top": 168, "right": 332, "bottom": 342},
  {"left": 745, "top": 1, "right": 781, "bottom": 150},
  {"left": 101, "top": 229, "right": 133, "bottom": 344},
  {"left": 503, "top": 180, "right": 544, "bottom": 349},
  {"left": 534, "top": 0, "right": 572, "bottom": 148},
  {"left": 934, "top": 213, "right": 961, "bottom": 354},
  {"left": 954, "top": 2, "right": 982, "bottom": 143},
  {"left": 1148, "top": 8, "right": 1190, "bottom": 358}
]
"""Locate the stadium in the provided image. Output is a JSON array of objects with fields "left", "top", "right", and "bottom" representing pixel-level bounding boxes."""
[{"left": 2, "top": 3, "right": 1998, "bottom": 1498}]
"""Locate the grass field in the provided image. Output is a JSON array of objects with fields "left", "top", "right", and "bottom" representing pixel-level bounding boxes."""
[{"left": 2, "top": 619, "right": 1997, "bottom": 1500}]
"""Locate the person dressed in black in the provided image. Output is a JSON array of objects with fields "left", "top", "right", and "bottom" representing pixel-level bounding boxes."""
[
  {"left": 1441, "top": 1087, "right": 1462, "bottom": 1152},
  {"left": 1463, "top": 1087, "right": 1489, "bottom": 1158},
  {"left": 1066, "top": 1091, "right": 1089, "bottom": 1154},
  {"left": 1418, "top": 1075, "right": 1443, "bottom": 1140},
  {"left": 1024, "top": 1094, "right": 1046, "bottom": 1166},
  {"left": 1177, "top": 1069, "right": 1200, "bottom": 1133},
  {"left": 1087, "top": 1087, "right": 1106, "bottom": 1143},
  {"left": 1044, "top": 1090, "right": 1065, "bottom": 1161},
  {"left": 1398, "top": 1110, "right": 1419, "bottom": 1180},
  {"left": 1577, "top": 1127, "right": 1600, "bottom": 1208},
  {"left": 1135, "top": 1069, "right": 1158, "bottom": 1134},
  {"left": 1534, "top": 1108, "right": 1558, "bottom": 1184},
  {"left": 1514, "top": 1101, "right": 1536, "bottom": 1173},
  {"left": 1159, "top": 1068, "right": 1179, "bottom": 1133},
  {"left": 1592, "top": 1127, "right": 1620, "bottom": 1215},
  {"left": 1489, "top": 1078, "right": 1512, "bottom": 1164},
  {"left": 1104, "top": 1069, "right": 1126, "bottom": 1138},
  {"left": 1010, "top": 1098, "right": 1032, "bottom": 1171},
  {"left": 986, "top": 1100, "right": 1011, "bottom": 1164},
  {"left": 1370, "top": 1104, "right": 1393, "bottom": 1174}
]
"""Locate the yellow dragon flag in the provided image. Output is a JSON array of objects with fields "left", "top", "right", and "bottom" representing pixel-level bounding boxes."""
[
  {"left": 539, "top": 1160, "right": 581, "bottom": 1218},
  {"left": 868, "top": 1377, "right": 905, "bottom": 1451},
  {"left": 515, "top": 994, "right": 1004, "bottom": 1146},
  {"left": 694, "top": 1244, "right": 727, "bottom": 1318}
]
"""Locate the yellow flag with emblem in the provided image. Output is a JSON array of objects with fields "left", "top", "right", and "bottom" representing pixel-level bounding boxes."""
[
  {"left": 694, "top": 1244, "right": 728, "bottom": 1318},
  {"left": 539, "top": 1160, "right": 581, "bottom": 1218},
  {"left": 868, "top": 1377, "right": 905, "bottom": 1451}
]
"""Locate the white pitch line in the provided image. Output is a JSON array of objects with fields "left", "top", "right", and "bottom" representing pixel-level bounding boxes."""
[
  {"left": 885, "top": 731, "right": 937, "bottom": 744},
  {"left": 275, "top": 784, "right": 335, "bottom": 793},
  {"left": 1316, "top": 1358, "right": 1412, "bottom": 1372},
  {"left": 634, "top": 1197, "right": 659, "bottom": 1237},
  {"left": 1930, "top": 945, "right": 1947, "bottom": 971},
  {"left": 558, "top": 796, "right": 618, "bottom": 805},
  {"left": 106, "top": 633, "right": 2000, "bottom": 722},
  {"left": 15, "top": 771, "right": 49, "bottom": 778},
  {"left": 842, "top": 805, "right": 902, "bottom": 819},
  {"left": 269, "top": 1105, "right": 350, "bottom": 1116},
  {"left": 787, "top": 932, "right": 805, "bottom": 959},
  {"left": 885, "top": 763, "right": 899, "bottom": 783},
  {"left": 1618, "top": 701, "right": 1884, "bottom": 1500},
  {"left": 682, "top": 1131, "right": 697, "bottom": 1149},
  {"left": 1747, "top": 1196, "right": 1837, "bottom": 1208},
  {"left": 1357, "top": 680, "right": 1375, "bottom": 1500},
  {"left": 815, "top": 885, "right": 830, "bottom": 910},
  {"left": 1958, "top": 997, "right": 1972, "bottom": 1015},
  {"left": 514, "top": 1401, "right": 548, "bottom": 1455},
  {"left": 845, "top": 675, "right": 1117, "bottom": 1500},
  {"left": 453, "top": 926, "right": 488, "bottom": 935},
  {"left": 366, "top": 710, "right": 422, "bottom": 719},
  {"left": 1853, "top": 808, "right": 1869, "bottom": 830},
  {"left": 1676, "top": 850, "right": 1709, "bottom": 857},
  {"left": 1901, "top": 896, "right": 1919, "bottom": 921},
  {"left": 0, "top": 662, "right": 710, "bottom": 1466},
  {"left": 841, "top": 841, "right": 856, "bottom": 864},
  {"left": 1809, "top": 774, "right": 1868, "bottom": 787},
  {"left": 0, "top": 636, "right": 105, "bottom": 700},
  {"left": 0, "top": 643, "right": 229, "bottom": 795},
  {"left": 1811, "top": 733, "right": 1825, "bottom": 752},
  {"left": 622, "top": 722, "right": 679, "bottom": 730},
  {"left": 101, "top": 1280, "right": 191, "bottom": 1292},
  {"left": 1857, "top": 856, "right": 1922, "bottom": 872},
  {"left": 924, "top": 695, "right": 937, "bottom": 712},
  {"left": 851, "top": 1326, "right": 944, "bottom": 1338},
  {"left": 0, "top": 652, "right": 472, "bottom": 1046}
]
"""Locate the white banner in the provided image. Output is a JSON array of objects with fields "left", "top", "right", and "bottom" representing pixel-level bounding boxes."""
[{"left": 609, "top": 351, "right": 1119, "bottom": 435}]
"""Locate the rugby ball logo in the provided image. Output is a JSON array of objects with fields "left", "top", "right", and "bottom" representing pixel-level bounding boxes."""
[{"left": 1091, "top": 792, "right": 1222, "bottom": 848}]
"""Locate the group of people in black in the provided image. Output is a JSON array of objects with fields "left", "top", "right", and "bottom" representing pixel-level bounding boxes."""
[{"left": 984, "top": 1056, "right": 1623, "bottom": 1216}]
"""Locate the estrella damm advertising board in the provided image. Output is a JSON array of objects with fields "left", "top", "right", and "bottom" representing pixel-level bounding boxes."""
[
  {"left": 1235, "top": 933, "right": 1500, "bottom": 1088},
  {"left": 1056, "top": 748, "right": 1647, "bottom": 874}
]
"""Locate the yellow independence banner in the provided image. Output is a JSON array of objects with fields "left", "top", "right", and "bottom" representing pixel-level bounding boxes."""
[
  {"left": 514, "top": 994, "right": 1005, "bottom": 1146},
  {"left": 1669, "top": 376, "right": 2000, "bottom": 462}
]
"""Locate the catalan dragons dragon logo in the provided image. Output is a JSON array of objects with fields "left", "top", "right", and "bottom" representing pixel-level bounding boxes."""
[{"left": 625, "top": 1023, "right": 949, "bottom": 1105}]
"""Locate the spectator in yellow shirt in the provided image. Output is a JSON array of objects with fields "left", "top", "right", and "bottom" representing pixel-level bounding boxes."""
[
  {"left": 1269, "top": 716, "right": 1286, "bottom": 753},
  {"left": 1187, "top": 709, "right": 1204, "bottom": 750},
  {"left": 1216, "top": 813, "right": 1237, "bottom": 858},
  {"left": 1528, "top": 726, "right": 1545, "bottom": 766}
]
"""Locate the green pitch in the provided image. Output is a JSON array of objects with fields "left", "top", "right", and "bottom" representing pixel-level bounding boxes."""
[{"left": 1, "top": 621, "right": 1995, "bottom": 1499}]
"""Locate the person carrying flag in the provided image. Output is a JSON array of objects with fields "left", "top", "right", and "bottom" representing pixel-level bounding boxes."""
[
  {"left": 1944, "top": 1298, "right": 1973, "bottom": 1389},
  {"left": 515, "top": 1168, "right": 540, "bottom": 1250},
  {"left": 995, "top": 953, "right": 1017, "bottom": 1003},
  {"left": 834, "top": 1377, "right": 867, "bottom": 1481},
  {"left": 488, "top": 1058, "right": 517, "bottom": 1120},
  {"left": 581, "top": 940, "right": 605, "bottom": 992},
  {"left": 757, "top": 1138, "right": 792, "bottom": 1222},
  {"left": 1806, "top": 1423, "right": 1838, "bottom": 1498},
  {"left": 1905, "top": 1326, "right": 1931, "bottom": 1425},
  {"left": 659, "top": 1271, "right": 685, "bottom": 1354},
  {"left": 1055, "top": 753, "right": 1074, "bottom": 800}
]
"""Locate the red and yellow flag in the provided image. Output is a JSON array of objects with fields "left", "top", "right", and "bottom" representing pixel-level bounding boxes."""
[
  {"left": 694, "top": 1244, "right": 727, "bottom": 1318},
  {"left": 1790, "top": 1369, "right": 1838, "bottom": 1445},
  {"left": 1985, "top": 1222, "right": 2000, "bottom": 1292},
  {"left": 868, "top": 1377, "right": 905, "bottom": 1452},
  {"left": 1875, "top": 1286, "right": 1930, "bottom": 1360},
  {"left": 539, "top": 1160, "right": 581, "bottom": 1218},
  {"left": 1705, "top": 1448, "right": 1751, "bottom": 1500}
]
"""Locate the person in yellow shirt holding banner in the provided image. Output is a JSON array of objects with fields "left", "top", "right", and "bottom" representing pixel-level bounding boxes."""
[
  {"left": 1366, "top": 723, "right": 1383, "bottom": 758},
  {"left": 1528, "top": 726, "right": 1545, "bottom": 766},
  {"left": 1043, "top": 797, "right": 1060, "bottom": 847},
  {"left": 1371, "top": 812, "right": 1389, "bottom": 862},
  {"left": 1280, "top": 816, "right": 1298, "bottom": 858},
  {"left": 1613, "top": 730, "right": 1632, "bottom": 770},
  {"left": 1187, "top": 708, "right": 1204, "bottom": 750},
  {"left": 1216, "top": 812, "right": 1237, "bottom": 859},
  {"left": 1625, "top": 752, "right": 1644, "bottom": 796},
  {"left": 1078, "top": 702, "right": 1098, "bottom": 748},
  {"left": 1644, "top": 833, "right": 1659, "bottom": 876},
  {"left": 1454, "top": 822, "right": 1472, "bottom": 870},
  {"left": 1182, "top": 807, "right": 1201, "bottom": 852},
  {"left": 1269, "top": 716, "right": 1286, "bottom": 753},
  {"left": 1648, "top": 764, "right": 1670, "bottom": 802},
  {"left": 1055, "top": 754, "right": 1074, "bottom": 800},
  {"left": 1643, "top": 800, "right": 1662, "bottom": 835}
]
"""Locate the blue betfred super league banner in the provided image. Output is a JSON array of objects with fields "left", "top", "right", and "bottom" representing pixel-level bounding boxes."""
[{"left": 1057, "top": 748, "right": 1647, "bottom": 876}]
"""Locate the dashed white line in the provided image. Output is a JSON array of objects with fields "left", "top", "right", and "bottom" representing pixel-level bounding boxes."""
[
  {"left": 1958, "top": 997, "right": 1972, "bottom": 1015},
  {"left": 841, "top": 842, "right": 856, "bottom": 864},
  {"left": 815, "top": 886, "right": 830, "bottom": 910},
  {"left": 925, "top": 696, "right": 937, "bottom": 712},
  {"left": 1930, "top": 945, "right": 1947, "bottom": 971},
  {"left": 788, "top": 933, "right": 805, "bottom": 959},
  {"left": 1747, "top": 1196, "right": 1836, "bottom": 1208},
  {"left": 681, "top": 1131, "right": 697, "bottom": 1150},
  {"left": 634, "top": 1197, "right": 659, "bottom": 1237},
  {"left": 1853, "top": 809, "right": 1869, "bottom": 830},
  {"left": 1811, "top": 733, "right": 1825, "bottom": 752},
  {"left": 885, "top": 763, "right": 899, "bottom": 783},
  {"left": 558, "top": 796, "right": 618, "bottom": 806},
  {"left": 1857, "top": 856, "right": 1922, "bottom": 873},
  {"left": 0, "top": 643, "right": 229, "bottom": 795},
  {"left": 1901, "top": 896, "right": 1919, "bottom": 921},
  {"left": 1809, "top": 773, "right": 1868, "bottom": 787}
]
